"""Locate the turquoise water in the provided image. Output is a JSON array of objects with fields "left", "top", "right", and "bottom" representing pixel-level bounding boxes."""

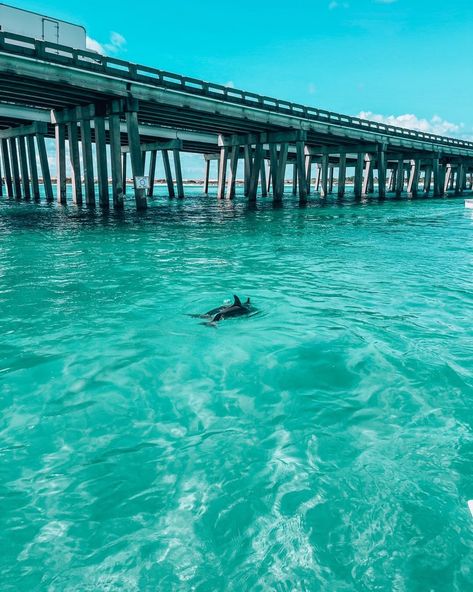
[{"left": 1, "top": 188, "right": 473, "bottom": 591}]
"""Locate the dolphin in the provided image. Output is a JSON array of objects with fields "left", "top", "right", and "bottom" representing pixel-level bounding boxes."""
[{"left": 189, "top": 295, "right": 253, "bottom": 324}]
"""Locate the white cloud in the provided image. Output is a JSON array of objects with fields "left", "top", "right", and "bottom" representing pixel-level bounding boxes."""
[
  {"left": 374, "top": 0, "right": 397, "bottom": 4},
  {"left": 308, "top": 82, "right": 317, "bottom": 95},
  {"left": 329, "top": 1, "right": 349, "bottom": 8},
  {"left": 357, "top": 111, "right": 463, "bottom": 137},
  {"left": 224, "top": 81, "right": 235, "bottom": 88},
  {"left": 86, "top": 36, "right": 105, "bottom": 55},
  {"left": 86, "top": 32, "right": 127, "bottom": 56}
]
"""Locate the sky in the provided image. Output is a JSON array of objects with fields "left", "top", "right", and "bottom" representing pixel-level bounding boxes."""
[
  {"left": 9, "top": 0, "right": 473, "bottom": 177},
  {"left": 14, "top": 0, "right": 473, "bottom": 140}
]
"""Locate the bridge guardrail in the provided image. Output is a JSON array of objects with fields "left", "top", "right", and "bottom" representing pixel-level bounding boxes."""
[{"left": 1, "top": 31, "right": 472, "bottom": 151}]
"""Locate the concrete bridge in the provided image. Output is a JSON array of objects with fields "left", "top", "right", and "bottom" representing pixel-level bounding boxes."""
[{"left": 1, "top": 31, "right": 472, "bottom": 210}]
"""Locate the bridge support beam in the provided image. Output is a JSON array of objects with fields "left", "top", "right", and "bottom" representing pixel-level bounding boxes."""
[
  {"left": 9, "top": 138, "right": 21, "bottom": 200},
  {"left": 243, "top": 146, "right": 251, "bottom": 197},
  {"left": 26, "top": 136, "right": 40, "bottom": 201},
  {"left": 424, "top": 166, "right": 432, "bottom": 194},
  {"left": 354, "top": 153, "right": 364, "bottom": 198},
  {"left": 78, "top": 108, "right": 96, "bottom": 207},
  {"left": 36, "top": 134, "right": 53, "bottom": 201},
  {"left": 377, "top": 145, "right": 387, "bottom": 199},
  {"left": 217, "top": 146, "right": 228, "bottom": 199},
  {"left": 432, "top": 157, "right": 441, "bottom": 197},
  {"left": 408, "top": 159, "right": 421, "bottom": 197},
  {"left": 395, "top": 158, "right": 404, "bottom": 197},
  {"left": 455, "top": 163, "right": 464, "bottom": 195},
  {"left": 1, "top": 139, "right": 13, "bottom": 198},
  {"left": 362, "top": 155, "right": 373, "bottom": 195},
  {"left": 109, "top": 104, "right": 124, "bottom": 208},
  {"left": 18, "top": 136, "right": 31, "bottom": 200},
  {"left": 125, "top": 99, "right": 147, "bottom": 210},
  {"left": 248, "top": 144, "right": 263, "bottom": 201},
  {"left": 260, "top": 159, "right": 268, "bottom": 197},
  {"left": 338, "top": 153, "right": 347, "bottom": 198},
  {"left": 67, "top": 121, "right": 83, "bottom": 206},
  {"left": 226, "top": 144, "right": 239, "bottom": 200},
  {"left": 296, "top": 141, "right": 308, "bottom": 204},
  {"left": 162, "top": 150, "right": 175, "bottom": 198},
  {"left": 203, "top": 158, "right": 210, "bottom": 195},
  {"left": 319, "top": 150, "right": 329, "bottom": 198}
]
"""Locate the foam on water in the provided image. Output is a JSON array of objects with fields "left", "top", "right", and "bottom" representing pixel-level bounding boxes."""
[{"left": 1, "top": 188, "right": 473, "bottom": 590}]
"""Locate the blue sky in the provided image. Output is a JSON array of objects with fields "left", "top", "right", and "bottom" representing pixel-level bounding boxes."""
[
  {"left": 15, "top": 0, "right": 473, "bottom": 140},
  {"left": 11, "top": 0, "right": 473, "bottom": 178}
]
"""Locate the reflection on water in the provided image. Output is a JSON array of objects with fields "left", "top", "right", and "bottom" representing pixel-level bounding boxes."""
[{"left": 1, "top": 188, "right": 473, "bottom": 591}]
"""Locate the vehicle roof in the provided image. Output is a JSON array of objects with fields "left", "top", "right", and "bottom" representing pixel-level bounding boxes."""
[{"left": 0, "top": 3, "right": 86, "bottom": 34}]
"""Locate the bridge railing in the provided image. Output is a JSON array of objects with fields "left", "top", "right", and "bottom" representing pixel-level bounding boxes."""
[{"left": 1, "top": 31, "right": 472, "bottom": 151}]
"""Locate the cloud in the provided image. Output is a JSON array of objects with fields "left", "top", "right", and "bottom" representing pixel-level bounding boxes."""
[
  {"left": 86, "top": 36, "right": 105, "bottom": 54},
  {"left": 374, "top": 0, "right": 397, "bottom": 4},
  {"left": 328, "top": 1, "right": 349, "bottom": 8},
  {"left": 308, "top": 83, "right": 317, "bottom": 95},
  {"left": 357, "top": 111, "right": 464, "bottom": 137},
  {"left": 86, "top": 32, "right": 127, "bottom": 56},
  {"left": 224, "top": 81, "right": 235, "bottom": 88}
]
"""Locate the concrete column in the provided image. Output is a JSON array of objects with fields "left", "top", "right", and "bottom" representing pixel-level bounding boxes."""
[
  {"left": 443, "top": 164, "right": 452, "bottom": 194},
  {"left": 125, "top": 103, "right": 147, "bottom": 210},
  {"left": 377, "top": 145, "right": 387, "bottom": 199},
  {"left": 328, "top": 165, "right": 335, "bottom": 194},
  {"left": 146, "top": 150, "right": 157, "bottom": 198},
  {"left": 260, "top": 158, "right": 268, "bottom": 197},
  {"left": 314, "top": 164, "right": 321, "bottom": 192},
  {"left": 18, "top": 136, "right": 31, "bottom": 200},
  {"left": 109, "top": 112, "right": 124, "bottom": 208},
  {"left": 94, "top": 116, "right": 109, "bottom": 208},
  {"left": 54, "top": 124, "right": 67, "bottom": 204},
  {"left": 1, "top": 138, "right": 13, "bottom": 197},
  {"left": 9, "top": 138, "right": 22, "bottom": 199},
  {"left": 305, "top": 155, "right": 312, "bottom": 195},
  {"left": 67, "top": 121, "right": 83, "bottom": 205},
  {"left": 455, "top": 163, "right": 464, "bottom": 195},
  {"left": 395, "top": 158, "right": 404, "bottom": 197},
  {"left": 424, "top": 166, "right": 432, "bottom": 194},
  {"left": 244, "top": 146, "right": 251, "bottom": 197},
  {"left": 338, "top": 153, "right": 347, "bottom": 198},
  {"left": 79, "top": 111, "right": 95, "bottom": 206},
  {"left": 408, "top": 159, "right": 421, "bottom": 197},
  {"left": 26, "top": 135, "right": 40, "bottom": 201},
  {"left": 226, "top": 144, "right": 239, "bottom": 200},
  {"left": 368, "top": 162, "right": 374, "bottom": 193},
  {"left": 266, "top": 160, "right": 272, "bottom": 193},
  {"left": 320, "top": 150, "right": 329, "bottom": 198},
  {"left": 36, "top": 134, "right": 53, "bottom": 201},
  {"left": 162, "top": 150, "right": 175, "bottom": 198},
  {"left": 122, "top": 153, "right": 128, "bottom": 195},
  {"left": 354, "top": 153, "right": 364, "bottom": 198},
  {"left": 217, "top": 146, "right": 228, "bottom": 199},
  {"left": 248, "top": 144, "right": 263, "bottom": 201},
  {"left": 362, "top": 156, "right": 372, "bottom": 195},
  {"left": 296, "top": 141, "right": 307, "bottom": 203},
  {"left": 275, "top": 143, "right": 288, "bottom": 201},
  {"left": 432, "top": 157, "right": 441, "bottom": 197},
  {"left": 292, "top": 162, "right": 298, "bottom": 195},
  {"left": 173, "top": 150, "right": 184, "bottom": 198},
  {"left": 268, "top": 144, "right": 278, "bottom": 200},
  {"left": 203, "top": 159, "right": 210, "bottom": 195}
]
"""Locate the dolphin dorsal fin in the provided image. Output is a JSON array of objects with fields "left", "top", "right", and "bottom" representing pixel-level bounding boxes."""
[{"left": 233, "top": 294, "right": 242, "bottom": 307}]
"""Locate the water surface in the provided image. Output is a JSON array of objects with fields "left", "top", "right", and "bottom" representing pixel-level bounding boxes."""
[{"left": 1, "top": 189, "right": 473, "bottom": 591}]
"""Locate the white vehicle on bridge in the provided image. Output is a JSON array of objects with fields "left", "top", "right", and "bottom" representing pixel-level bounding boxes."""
[{"left": 0, "top": 3, "right": 86, "bottom": 48}]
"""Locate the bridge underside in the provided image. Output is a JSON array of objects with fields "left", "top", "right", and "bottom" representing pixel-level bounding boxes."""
[{"left": 1, "top": 35, "right": 472, "bottom": 209}]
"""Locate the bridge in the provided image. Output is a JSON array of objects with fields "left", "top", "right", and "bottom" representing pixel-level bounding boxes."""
[{"left": 0, "top": 31, "right": 472, "bottom": 210}]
